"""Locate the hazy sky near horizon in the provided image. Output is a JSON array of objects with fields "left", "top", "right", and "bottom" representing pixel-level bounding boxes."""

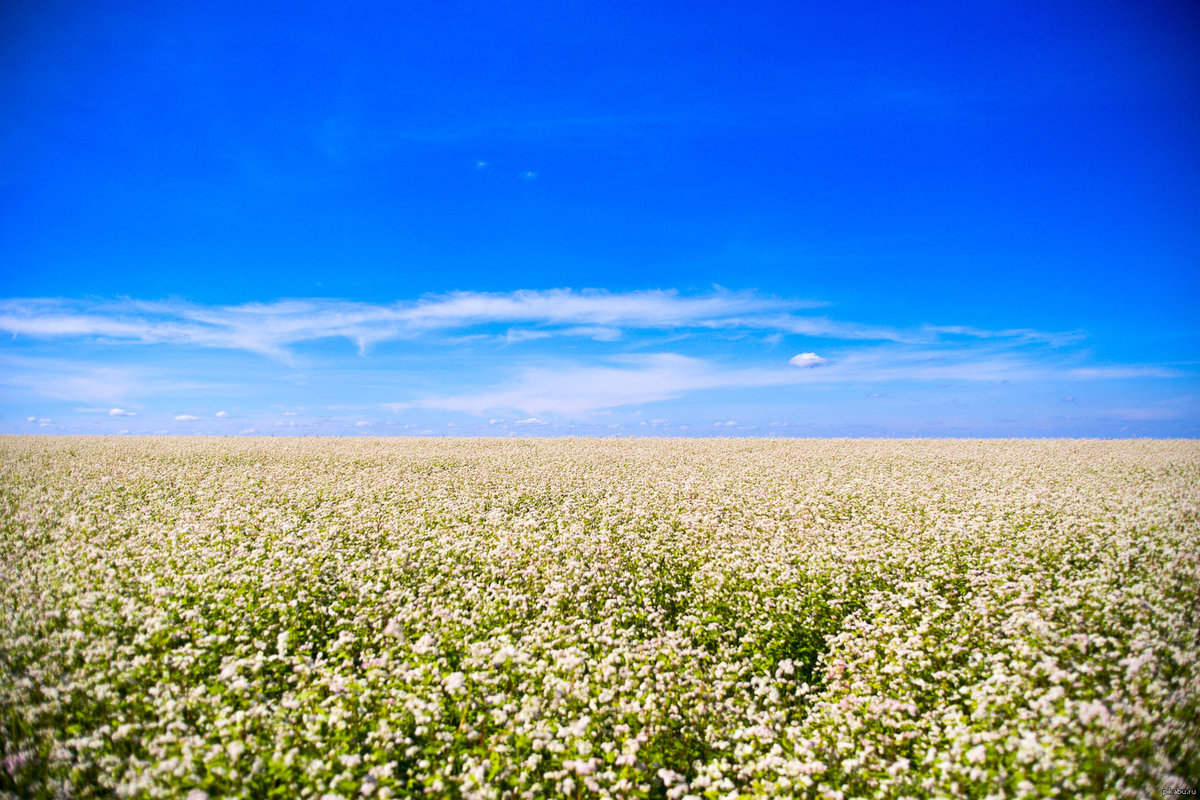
[{"left": 2, "top": 0, "right": 1198, "bottom": 437}]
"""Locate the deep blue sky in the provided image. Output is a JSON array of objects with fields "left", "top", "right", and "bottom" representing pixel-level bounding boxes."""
[{"left": 2, "top": 0, "right": 1198, "bottom": 436}]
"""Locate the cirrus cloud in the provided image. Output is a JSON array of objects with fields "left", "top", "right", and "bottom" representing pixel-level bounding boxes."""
[{"left": 0, "top": 288, "right": 1082, "bottom": 362}]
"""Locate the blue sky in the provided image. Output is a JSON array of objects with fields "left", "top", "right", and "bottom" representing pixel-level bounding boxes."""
[{"left": 1, "top": 0, "right": 1197, "bottom": 436}]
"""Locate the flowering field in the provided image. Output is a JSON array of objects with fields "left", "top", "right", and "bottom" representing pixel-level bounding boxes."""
[{"left": 1, "top": 437, "right": 1197, "bottom": 800}]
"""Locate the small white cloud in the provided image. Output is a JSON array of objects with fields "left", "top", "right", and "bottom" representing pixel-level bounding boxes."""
[
  {"left": 867, "top": 392, "right": 882, "bottom": 398},
  {"left": 789, "top": 352, "right": 828, "bottom": 368},
  {"left": 520, "top": 171, "right": 538, "bottom": 180},
  {"left": 239, "top": 428, "right": 256, "bottom": 434},
  {"left": 714, "top": 420, "right": 737, "bottom": 427},
  {"left": 649, "top": 418, "right": 669, "bottom": 426},
  {"left": 117, "top": 429, "right": 130, "bottom": 435},
  {"left": 475, "top": 160, "right": 489, "bottom": 170},
  {"left": 26, "top": 416, "right": 35, "bottom": 422},
  {"left": 282, "top": 411, "right": 297, "bottom": 416},
  {"left": 769, "top": 421, "right": 788, "bottom": 427},
  {"left": 488, "top": 418, "right": 504, "bottom": 425},
  {"left": 109, "top": 408, "right": 135, "bottom": 416},
  {"left": 514, "top": 417, "right": 546, "bottom": 425},
  {"left": 446, "top": 422, "right": 457, "bottom": 428},
  {"left": 1062, "top": 396, "right": 1075, "bottom": 403},
  {"left": 174, "top": 414, "right": 199, "bottom": 421},
  {"left": 153, "top": 430, "right": 167, "bottom": 435},
  {"left": 355, "top": 420, "right": 371, "bottom": 427},
  {"left": 215, "top": 410, "right": 228, "bottom": 418}
]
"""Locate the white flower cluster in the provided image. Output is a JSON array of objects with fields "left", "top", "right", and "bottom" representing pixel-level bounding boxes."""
[{"left": 1, "top": 436, "right": 1197, "bottom": 799}]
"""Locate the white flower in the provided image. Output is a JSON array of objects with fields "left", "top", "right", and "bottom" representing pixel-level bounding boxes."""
[{"left": 4, "top": 437, "right": 1194, "bottom": 799}]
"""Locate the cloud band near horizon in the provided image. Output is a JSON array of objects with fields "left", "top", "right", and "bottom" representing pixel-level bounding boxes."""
[
  {"left": 0, "top": 288, "right": 1193, "bottom": 435},
  {"left": 0, "top": 288, "right": 1080, "bottom": 359}
]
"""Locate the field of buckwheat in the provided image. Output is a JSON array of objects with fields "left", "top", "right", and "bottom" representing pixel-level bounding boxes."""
[{"left": 1, "top": 436, "right": 1198, "bottom": 800}]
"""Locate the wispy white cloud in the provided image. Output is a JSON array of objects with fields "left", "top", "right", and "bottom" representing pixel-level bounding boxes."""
[
  {"left": 564, "top": 326, "right": 623, "bottom": 342},
  {"left": 502, "top": 325, "right": 624, "bottom": 345},
  {"left": 922, "top": 324, "right": 1086, "bottom": 347},
  {"left": 392, "top": 288, "right": 811, "bottom": 330},
  {"left": 420, "top": 354, "right": 737, "bottom": 416},
  {"left": 2, "top": 290, "right": 1188, "bottom": 431},
  {"left": 414, "top": 343, "right": 1190, "bottom": 419},
  {"left": 110, "top": 408, "right": 136, "bottom": 417},
  {"left": 0, "top": 354, "right": 212, "bottom": 403},
  {"left": 417, "top": 351, "right": 865, "bottom": 417},
  {"left": 749, "top": 314, "right": 920, "bottom": 343},
  {"left": 2, "top": 288, "right": 1062, "bottom": 362},
  {"left": 0, "top": 355, "right": 146, "bottom": 403},
  {"left": 174, "top": 414, "right": 198, "bottom": 421},
  {"left": 1102, "top": 407, "right": 1182, "bottom": 421},
  {"left": 503, "top": 329, "right": 554, "bottom": 344},
  {"left": 1099, "top": 395, "right": 1198, "bottom": 422},
  {"left": 1066, "top": 366, "right": 1182, "bottom": 380}
]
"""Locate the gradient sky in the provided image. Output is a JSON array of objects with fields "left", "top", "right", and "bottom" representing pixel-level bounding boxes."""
[{"left": 2, "top": 0, "right": 1198, "bottom": 437}]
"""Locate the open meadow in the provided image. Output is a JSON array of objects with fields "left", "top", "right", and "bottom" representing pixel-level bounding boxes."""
[{"left": 1, "top": 436, "right": 1197, "bottom": 799}]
